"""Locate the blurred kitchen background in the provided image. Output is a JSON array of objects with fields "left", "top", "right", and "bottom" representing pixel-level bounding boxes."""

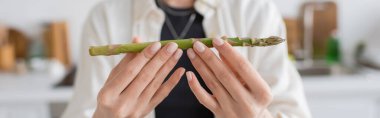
[{"left": 1, "top": 0, "right": 380, "bottom": 118}]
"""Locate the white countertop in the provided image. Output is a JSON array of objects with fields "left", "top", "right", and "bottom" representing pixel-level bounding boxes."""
[
  {"left": 302, "top": 72, "right": 380, "bottom": 98},
  {"left": 0, "top": 72, "right": 73, "bottom": 103},
  {"left": 0, "top": 71, "right": 380, "bottom": 103}
]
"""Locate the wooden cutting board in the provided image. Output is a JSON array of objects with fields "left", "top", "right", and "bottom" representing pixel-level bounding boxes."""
[
  {"left": 44, "top": 22, "right": 71, "bottom": 69},
  {"left": 300, "top": 1, "right": 337, "bottom": 59},
  {"left": 0, "top": 24, "right": 8, "bottom": 45},
  {"left": 284, "top": 18, "right": 302, "bottom": 55},
  {"left": 0, "top": 44, "right": 15, "bottom": 71},
  {"left": 9, "top": 29, "right": 29, "bottom": 59}
]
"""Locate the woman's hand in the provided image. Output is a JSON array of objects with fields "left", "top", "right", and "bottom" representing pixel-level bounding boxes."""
[
  {"left": 94, "top": 37, "right": 185, "bottom": 118},
  {"left": 186, "top": 38, "right": 274, "bottom": 118}
]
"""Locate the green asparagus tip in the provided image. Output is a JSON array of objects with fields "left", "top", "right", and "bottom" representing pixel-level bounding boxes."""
[{"left": 266, "top": 36, "right": 286, "bottom": 46}]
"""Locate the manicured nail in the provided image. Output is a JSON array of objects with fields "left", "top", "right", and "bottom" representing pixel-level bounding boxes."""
[
  {"left": 194, "top": 41, "right": 205, "bottom": 52},
  {"left": 150, "top": 42, "right": 161, "bottom": 53},
  {"left": 166, "top": 43, "right": 178, "bottom": 54},
  {"left": 213, "top": 38, "right": 224, "bottom": 46},
  {"left": 174, "top": 49, "right": 183, "bottom": 60},
  {"left": 187, "top": 49, "right": 195, "bottom": 59},
  {"left": 186, "top": 71, "right": 193, "bottom": 81}
]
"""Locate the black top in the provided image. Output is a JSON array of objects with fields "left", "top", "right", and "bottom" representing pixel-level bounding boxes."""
[{"left": 155, "top": 2, "right": 214, "bottom": 118}]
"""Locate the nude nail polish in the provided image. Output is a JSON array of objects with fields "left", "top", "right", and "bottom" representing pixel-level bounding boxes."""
[
  {"left": 194, "top": 41, "right": 205, "bottom": 52},
  {"left": 150, "top": 42, "right": 161, "bottom": 53},
  {"left": 166, "top": 43, "right": 178, "bottom": 54},
  {"left": 213, "top": 38, "right": 224, "bottom": 46}
]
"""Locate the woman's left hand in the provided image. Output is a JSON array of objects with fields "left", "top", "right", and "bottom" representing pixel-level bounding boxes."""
[{"left": 186, "top": 38, "right": 274, "bottom": 118}]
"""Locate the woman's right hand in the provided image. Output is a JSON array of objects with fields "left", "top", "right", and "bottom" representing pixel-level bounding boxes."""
[{"left": 93, "top": 37, "right": 185, "bottom": 118}]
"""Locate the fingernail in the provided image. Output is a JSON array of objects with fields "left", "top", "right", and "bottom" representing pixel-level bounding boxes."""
[
  {"left": 187, "top": 49, "right": 195, "bottom": 59},
  {"left": 166, "top": 43, "right": 178, "bottom": 54},
  {"left": 150, "top": 42, "right": 161, "bottom": 53},
  {"left": 186, "top": 71, "right": 193, "bottom": 81},
  {"left": 174, "top": 49, "right": 183, "bottom": 60},
  {"left": 213, "top": 38, "right": 224, "bottom": 46},
  {"left": 194, "top": 41, "right": 205, "bottom": 52}
]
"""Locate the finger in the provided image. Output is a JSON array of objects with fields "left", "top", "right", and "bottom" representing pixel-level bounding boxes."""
[
  {"left": 192, "top": 41, "right": 249, "bottom": 101},
  {"left": 219, "top": 55, "right": 238, "bottom": 76},
  {"left": 220, "top": 54, "right": 247, "bottom": 88},
  {"left": 188, "top": 48, "right": 238, "bottom": 110},
  {"left": 212, "top": 38, "right": 269, "bottom": 92},
  {"left": 139, "top": 49, "right": 183, "bottom": 101},
  {"left": 149, "top": 67, "right": 185, "bottom": 107},
  {"left": 186, "top": 71, "right": 219, "bottom": 111},
  {"left": 187, "top": 49, "right": 226, "bottom": 97},
  {"left": 123, "top": 42, "right": 178, "bottom": 97},
  {"left": 105, "top": 42, "right": 162, "bottom": 94},
  {"left": 107, "top": 37, "right": 141, "bottom": 84}
]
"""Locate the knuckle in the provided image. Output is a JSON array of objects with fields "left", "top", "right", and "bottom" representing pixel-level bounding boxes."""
[
  {"left": 158, "top": 87, "right": 171, "bottom": 98},
  {"left": 203, "top": 79, "right": 216, "bottom": 90},
  {"left": 262, "top": 92, "right": 273, "bottom": 104},
  {"left": 165, "top": 79, "right": 177, "bottom": 88},
  {"left": 203, "top": 51, "right": 215, "bottom": 61},
  {"left": 97, "top": 89, "right": 111, "bottom": 105},
  {"left": 206, "top": 80, "right": 216, "bottom": 90},
  {"left": 237, "top": 60, "right": 252, "bottom": 73},
  {"left": 156, "top": 53, "right": 169, "bottom": 63},
  {"left": 134, "top": 78, "right": 148, "bottom": 87},
  {"left": 160, "top": 64, "right": 172, "bottom": 74},
  {"left": 150, "top": 78, "right": 162, "bottom": 89},
  {"left": 125, "top": 68, "right": 138, "bottom": 76},
  {"left": 97, "top": 98, "right": 111, "bottom": 109},
  {"left": 142, "top": 50, "right": 154, "bottom": 59},
  {"left": 257, "top": 91, "right": 273, "bottom": 106},
  {"left": 137, "top": 72, "right": 153, "bottom": 83},
  {"left": 215, "top": 71, "right": 231, "bottom": 81}
]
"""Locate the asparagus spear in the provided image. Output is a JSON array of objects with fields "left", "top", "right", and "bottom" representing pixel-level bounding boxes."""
[{"left": 89, "top": 36, "right": 285, "bottom": 56}]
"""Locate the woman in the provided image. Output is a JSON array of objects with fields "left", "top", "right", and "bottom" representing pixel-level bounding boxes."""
[{"left": 63, "top": 0, "right": 311, "bottom": 117}]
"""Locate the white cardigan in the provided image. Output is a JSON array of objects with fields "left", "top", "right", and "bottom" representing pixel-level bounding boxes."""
[{"left": 62, "top": 0, "right": 312, "bottom": 117}]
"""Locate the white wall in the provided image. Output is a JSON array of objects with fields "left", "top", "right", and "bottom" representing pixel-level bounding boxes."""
[
  {"left": 336, "top": 0, "right": 380, "bottom": 66},
  {"left": 0, "top": 0, "right": 103, "bottom": 63},
  {"left": 273, "top": 0, "right": 306, "bottom": 18},
  {"left": 1, "top": 0, "right": 379, "bottom": 66},
  {"left": 273, "top": 0, "right": 380, "bottom": 66}
]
